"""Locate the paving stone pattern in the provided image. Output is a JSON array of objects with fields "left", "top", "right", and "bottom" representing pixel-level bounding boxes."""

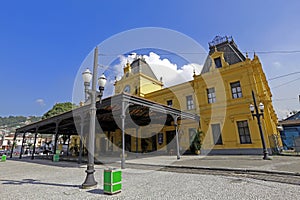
[{"left": 1, "top": 159, "right": 300, "bottom": 200}]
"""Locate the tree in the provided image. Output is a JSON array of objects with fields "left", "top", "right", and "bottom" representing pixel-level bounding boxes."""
[
  {"left": 42, "top": 102, "right": 77, "bottom": 119},
  {"left": 41, "top": 102, "right": 77, "bottom": 154},
  {"left": 190, "top": 130, "right": 203, "bottom": 155}
]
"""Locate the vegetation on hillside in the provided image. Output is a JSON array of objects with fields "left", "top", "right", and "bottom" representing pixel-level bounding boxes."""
[
  {"left": 42, "top": 102, "right": 77, "bottom": 119},
  {"left": 0, "top": 116, "right": 41, "bottom": 128},
  {"left": 0, "top": 102, "right": 76, "bottom": 129}
]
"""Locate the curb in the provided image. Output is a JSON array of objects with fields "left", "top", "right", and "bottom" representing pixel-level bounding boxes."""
[{"left": 125, "top": 162, "right": 300, "bottom": 177}]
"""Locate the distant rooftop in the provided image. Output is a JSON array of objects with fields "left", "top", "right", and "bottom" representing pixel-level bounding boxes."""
[
  {"left": 279, "top": 111, "right": 300, "bottom": 126},
  {"left": 283, "top": 111, "right": 300, "bottom": 121}
]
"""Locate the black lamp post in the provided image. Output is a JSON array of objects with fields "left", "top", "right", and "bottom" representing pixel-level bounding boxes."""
[
  {"left": 249, "top": 91, "right": 271, "bottom": 160},
  {"left": 81, "top": 46, "right": 107, "bottom": 189}
]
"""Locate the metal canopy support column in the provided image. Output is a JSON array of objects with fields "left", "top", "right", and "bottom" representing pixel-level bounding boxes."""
[
  {"left": 31, "top": 127, "right": 38, "bottom": 160},
  {"left": 172, "top": 115, "right": 180, "bottom": 160},
  {"left": 78, "top": 116, "right": 84, "bottom": 164},
  {"left": 67, "top": 135, "right": 70, "bottom": 156},
  {"left": 53, "top": 121, "right": 60, "bottom": 157},
  {"left": 10, "top": 132, "right": 18, "bottom": 158},
  {"left": 19, "top": 131, "right": 26, "bottom": 159},
  {"left": 121, "top": 100, "right": 129, "bottom": 169},
  {"left": 136, "top": 127, "right": 139, "bottom": 157}
]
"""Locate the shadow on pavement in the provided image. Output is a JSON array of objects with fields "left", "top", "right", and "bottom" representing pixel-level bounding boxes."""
[
  {"left": 87, "top": 188, "right": 104, "bottom": 195},
  {"left": 8, "top": 157, "right": 85, "bottom": 168},
  {"left": 0, "top": 178, "right": 79, "bottom": 188}
]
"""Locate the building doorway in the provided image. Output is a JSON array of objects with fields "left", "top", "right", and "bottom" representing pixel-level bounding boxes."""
[
  {"left": 151, "top": 134, "right": 157, "bottom": 152},
  {"left": 125, "top": 134, "right": 131, "bottom": 152},
  {"left": 166, "top": 131, "right": 176, "bottom": 153},
  {"left": 100, "top": 137, "right": 106, "bottom": 153}
]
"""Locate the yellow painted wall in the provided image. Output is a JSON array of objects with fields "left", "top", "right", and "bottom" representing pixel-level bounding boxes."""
[
  {"left": 192, "top": 54, "right": 282, "bottom": 152},
  {"left": 144, "top": 54, "right": 282, "bottom": 154},
  {"left": 114, "top": 70, "right": 162, "bottom": 96}
]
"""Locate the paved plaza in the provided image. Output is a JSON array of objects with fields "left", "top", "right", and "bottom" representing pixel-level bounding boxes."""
[
  {"left": 1, "top": 155, "right": 300, "bottom": 199},
  {"left": 126, "top": 154, "right": 300, "bottom": 174}
]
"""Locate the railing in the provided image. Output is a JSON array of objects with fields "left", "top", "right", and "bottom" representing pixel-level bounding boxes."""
[{"left": 208, "top": 36, "right": 233, "bottom": 47}]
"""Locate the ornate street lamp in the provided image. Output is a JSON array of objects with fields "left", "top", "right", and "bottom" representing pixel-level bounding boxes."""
[
  {"left": 81, "top": 47, "right": 107, "bottom": 189},
  {"left": 249, "top": 91, "right": 271, "bottom": 160},
  {"left": 82, "top": 68, "right": 92, "bottom": 101}
]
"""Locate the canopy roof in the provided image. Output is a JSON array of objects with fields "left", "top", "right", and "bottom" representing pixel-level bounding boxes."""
[{"left": 16, "top": 93, "right": 200, "bottom": 135}]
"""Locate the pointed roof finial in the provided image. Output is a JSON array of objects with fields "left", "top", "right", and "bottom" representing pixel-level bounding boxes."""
[
  {"left": 126, "top": 60, "right": 130, "bottom": 68},
  {"left": 253, "top": 51, "right": 259, "bottom": 61}
]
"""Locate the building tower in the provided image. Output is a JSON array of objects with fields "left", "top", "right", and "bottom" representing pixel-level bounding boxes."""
[{"left": 114, "top": 56, "right": 163, "bottom": 97}]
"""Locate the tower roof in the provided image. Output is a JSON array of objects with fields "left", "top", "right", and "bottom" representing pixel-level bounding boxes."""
[
  {"left": 130, "top": 57, "right": 158, "bottom": 80},
  {"left": 201, "top": 36, "right": 246, "bottom": 74}
]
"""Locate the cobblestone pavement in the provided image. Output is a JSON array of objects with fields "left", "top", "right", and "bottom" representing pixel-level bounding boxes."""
[{"left": 1, "top": 159, "right": 300, "bottom": 200}]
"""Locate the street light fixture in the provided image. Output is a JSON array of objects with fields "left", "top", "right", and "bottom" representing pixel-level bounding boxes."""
[
  {"left": 249, "top": 91, "right": 271, "bottom": 160},
  {"left": 81, "top": 46, "right": 107, "bottom": 189},
  {"left": 82, "top": 69, "right": 92, "bottom": 101}
]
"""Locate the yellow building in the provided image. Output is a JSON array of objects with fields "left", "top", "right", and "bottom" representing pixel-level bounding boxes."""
[
  {"left": 111, "top": 55, "right": 196, "bottom": 154},
  {"left": 113, "top": 36, "right": 282, "bottom": 155}
]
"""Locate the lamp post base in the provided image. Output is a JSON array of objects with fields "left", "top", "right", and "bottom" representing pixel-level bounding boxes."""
[
  {"left": 82, "top": 169, "right": 98, "bottom": 189},
  {"left": 263, "top": 152, "right": 272, "bottom": 160},
  {"left": 121, "top": 157, "right": 125, "bottom": 169}
]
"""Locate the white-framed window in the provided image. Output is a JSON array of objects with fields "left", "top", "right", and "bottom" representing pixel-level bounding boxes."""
[
  {"left": 167, "top": 100, "right": 173, "bottom": 107},
  {"left": 230, "top": 81, "right": 242, "bottom": 99},
  {"left": 211, "top": 124, "right": 222, "bottom": 145},
  {"left": 186, "top": 95, "right": 194, "bottom": 110},
  {"left": 237, "top": 120, "right": 252, "bottom": 144},
  {"left": 214, "top": 57, "right": 222, "bottom": 68},
  {"left": 207, "top": 87, "right": 216, "bottom": 104}
]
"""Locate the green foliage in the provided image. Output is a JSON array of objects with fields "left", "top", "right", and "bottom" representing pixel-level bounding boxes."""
[
  {"left": 42, "top": 102, "right": 77, "bottom": 119},
  {"left": 190, "top": 130, "right": 203, "bottom": 153}
]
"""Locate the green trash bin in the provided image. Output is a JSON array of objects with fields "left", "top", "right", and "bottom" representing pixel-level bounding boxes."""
[
  {"left": 1, "top": 155, "right": 7, "bottom": 162},
  {"left": 53, "top": 154, "right": 59, "bottom": 162},
  {"left": 104, "top": 168, "right": 122, "bottom": 194}
]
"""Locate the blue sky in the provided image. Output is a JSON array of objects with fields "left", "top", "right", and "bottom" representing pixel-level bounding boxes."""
[{"left": 0, "top": 0, "right": 300, "bottom": 119}]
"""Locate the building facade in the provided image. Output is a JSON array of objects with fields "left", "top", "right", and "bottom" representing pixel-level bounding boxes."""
[{"left": 113, "top": 36, "right": 282, "bottom": 155}]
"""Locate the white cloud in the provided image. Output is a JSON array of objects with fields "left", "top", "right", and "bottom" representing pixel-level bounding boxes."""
[
  {"left": 143, "top": 52, "right": 178, "bottom": 71},
  {"left": 36, "top": 99, "right": 45, "bottom": 106},
  {"left": 146, "top": 52, "right": 203, "bottom": 87},
  {"left": 127, "top": 52, "right": 203, "bottom": 87},
  {"left": 106, "top": 52, "right": 203, "bottom": 96},
  {"left": 273, "top": 61, "right": 281, "bottom": 69}
]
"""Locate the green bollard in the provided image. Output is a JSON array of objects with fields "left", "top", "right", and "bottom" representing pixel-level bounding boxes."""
[
  {"left": 1, "top": 155, "right": 7, "bottom": 162},
  {"left": 104, "top": 168, "right": 122, "bottom": 194},
  {"left": 53, "top": 154, "right": 59, "bottom": 162}
]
